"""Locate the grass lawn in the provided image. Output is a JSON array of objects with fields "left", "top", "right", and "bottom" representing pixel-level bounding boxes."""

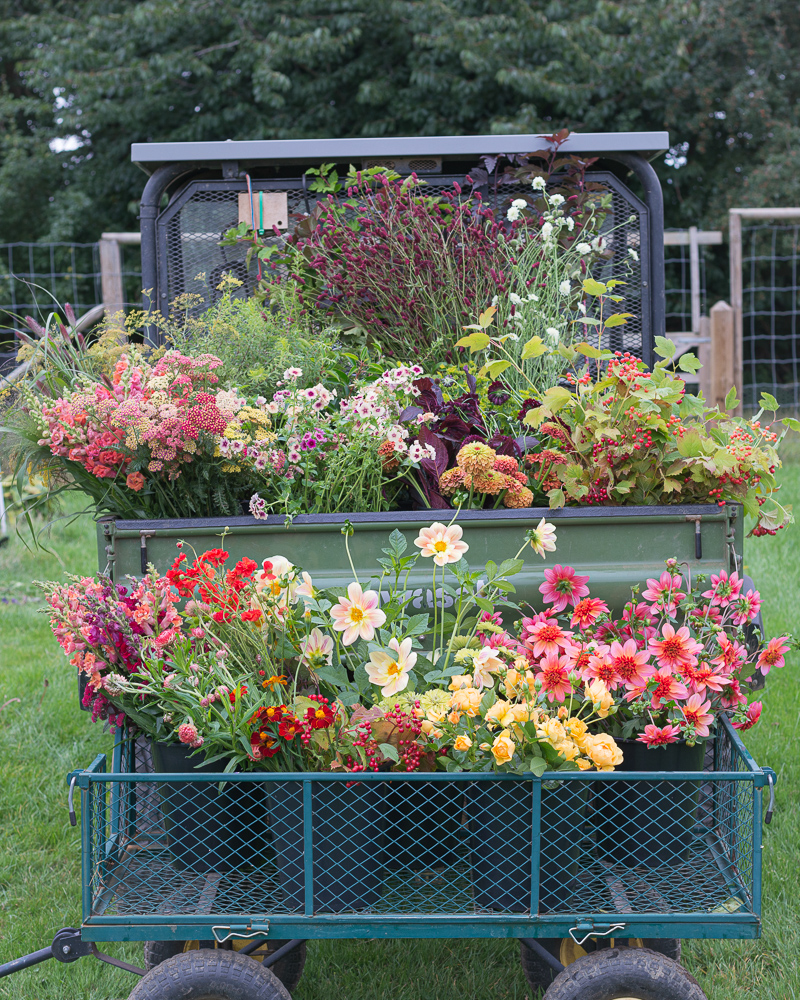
[{"left": 1, "top": 474, "right": 798, "bottom": 1000}]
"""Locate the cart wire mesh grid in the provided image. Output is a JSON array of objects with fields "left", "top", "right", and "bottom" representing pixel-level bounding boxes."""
[{"left": 79, "top": 719, "right": 760, "bottom": 931}]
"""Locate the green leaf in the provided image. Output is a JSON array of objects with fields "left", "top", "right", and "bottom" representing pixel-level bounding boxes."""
[
  {"left": 379, "top": 742, "right": 400, "bottom": 763},
  {"left": 455, "top": 331, "right": 491, "bottom": 353},
  {"left": 575, "top": 341, "right": 614, "bottom": 359},
  {"left": 582, "top": 278, "right": 607, "bottom": 296},
  {"left": 759, "top": 392, "right": 780, "bottom": 412},
  {"left": 782, "top": 417, "right": 800, "bottom": 433},
  {"left": 480, "top": 359, "right": 512, "bottom": 379},
  {"left": 543, "top": 385, "right": 573, "bottom": 411},
  {"left": 677, "top": 353, "right": 703, "bottom": 373},
  {"left": 603, "top": 312, "right": 634, "bottom": 328},
  {"left": 521, "top": 336, "right": 547, "bottom": 360},
  {"left": 548, "top": 488, "right": 566, "bottom": 508},
  {"left": 525, "top": 757, "right": 548, "bottom": 777},
  {"left": 474, "top": 597, "right": 494, "bottom": 613},
  {"left": 653, "top": 335, "right": 677, "bottom": 360},
  {"left": 725, "top": 386, "right": 739, "bottom": 411}
]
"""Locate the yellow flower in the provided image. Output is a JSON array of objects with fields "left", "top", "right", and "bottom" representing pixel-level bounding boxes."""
[
  {"left": 450, "top": 687, "right": 483, "bottom": 717},
  {"left": 491, "top": 731, "right": 516, "bottom": 765},
  {"left": 479, "top": 742, "right": 491, "bottom": 751},
  {"left": 453, "top": 734, "right": 473, "bottom": 752},
  {"left": 447, "top": 710, "right": 462, "bottom": 725},
  {"left": 565, "top": 716, "right": 589, "bottom": 749},
  {"left": 449, "top": 673, "right": 473, "bottom": 691},
  {"left": 421, "top": 720, "right": 443, "bottom": 739},
  {"left": 575, "top": 757, "right": 592, "bottom": 771},
  {"left": 539, "top": 718, "right": 566, "bottom": 743},
  {"left": 504, "top": 668, "right": 523, "bottom": 697},
  {"left": 504, "top": 702, "right": 538, "bottom": 725},
  {"left": 425, "top": 707, "right": 446, "bottom": 723},
  {"left": 583, "top": 733, "right": 624, "bottom": 771},
  {"left": 586, "top": 679, "right": 615, "bottom": 718},
  {"left": 484, "top": 699, "right": 512, "bottom": 727},
  {"left": 554, "top": 740, "right": 580, "bottom": 762}
]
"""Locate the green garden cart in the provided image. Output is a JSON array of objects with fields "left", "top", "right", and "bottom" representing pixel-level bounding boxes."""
[{"left": 0, "top": 714, "right": 775, "bottom": 1000}]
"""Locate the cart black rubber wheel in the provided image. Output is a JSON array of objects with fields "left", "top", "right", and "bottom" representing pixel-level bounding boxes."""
[
  {"left": 520, "top": 937, "right": 681, "bottom": 991},
  {"left": 519, "top": 938, "right": 561, "bottom": 990},
  {"left": 542, "top": 947, "right": 707, "bottom": 1000},
  {"left": 143, "top": 939, "right": 306, "bottom": 992},
  {"left": 129, "top": 948, "right": 291, "bottom": 1000}
]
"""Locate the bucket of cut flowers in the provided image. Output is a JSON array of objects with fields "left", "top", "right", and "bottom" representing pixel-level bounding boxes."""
[{"left": 39, "top": 511, "right": 792, "bottom": 917}]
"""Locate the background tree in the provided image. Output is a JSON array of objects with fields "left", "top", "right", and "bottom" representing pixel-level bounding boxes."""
[{"left": 0, "top": 0, "right": 799, "bottom": 243}]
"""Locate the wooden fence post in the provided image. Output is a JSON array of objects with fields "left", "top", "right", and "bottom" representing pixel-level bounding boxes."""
[
  {"left": 98, "top": 238, "right": 124, "bottom": 320},
  {"left": 709, "top": 301, "right": 737, "bottom": 411}
]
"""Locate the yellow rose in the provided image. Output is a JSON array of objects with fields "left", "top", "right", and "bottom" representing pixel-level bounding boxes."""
[
  {"left": 449, "top": 673, "right": 473, "bottom": 691},
  {"left": 512, "top": 655, "right": 530, "bottom": 672},
  {"left": 504, "top": 668, "right": 523, "bottom": 697},
  {"left": 583, "top": 733, "right": 624, "bottom": 771},
  {"left": 504, "top": 702, "right": 538, "bottom": 725},
  {"left": 421, "top": 720, "right": 443, "bottom": 739},
  {"left": 575, "top": 757, "right": 592, "bottom": 770},
  {"left": 479, "top": 742, "right": 491, "bottom": 751},
  {"left": 554, "top": 740, "right": 580, "bottom": 762},
  {"left": 453, "top": 734, "right": 473, "bottom": 752},
  {"left": 450, "top": 687, "right": 483, "bottom": 717},
  {"left": 485, "top": 699, "right": 511, "bottom": 727},
  {"left": 586, "top": 679, "right": 615, "bottom": 718},
  {"left": 539, "top": 718, "right": 566, "bottom": 743},
  {"left": 557, "top": 705, "right": 569, "bottom": 720},
  {"left": 564, "top": 717, "right": 589, "bottom": 749},
  {"left": 491, "top": 732, "right": 516, "bottom": 765},
  {"left": 447, "top": 710, "right": 462, "bottom": 725}
]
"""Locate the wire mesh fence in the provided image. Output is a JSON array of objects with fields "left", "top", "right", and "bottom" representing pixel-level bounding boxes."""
[
  {"left": 740, "top": 221, "right": 800, "bottom": 410},
  {"left": 0, "top": 242, "right": 142, "bottom": 367},
  {"left": 664, "top": 233, "right": 711, "bottom": 336}
]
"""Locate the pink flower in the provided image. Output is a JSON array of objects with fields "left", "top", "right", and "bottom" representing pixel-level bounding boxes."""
[
  {"left": 636, "top": 723, "right": 682, "bottom": 747},
  {"left": 539, "top": 565, "right": 590, "bottom": 613},
  {"left": 711, "top": 636, "right": 748, "bottom": 675},
  {"left": 701, "top": 570, "right": 744, "bottom": 607},
  {"left": 177, "top": 723, "right": 204, "bottom": 748},
  {"left": 733, "top": 701, "right": 762, "bottom": 731},
  {"left": 414, "top": 522, "right": 469, "bottom": 566},
  {"left": 534, "top": 652, "right": 574, "bottom": 702},
  {"left": 570, "top": 597, "right": 610, "bottom": 629},
  {"left": 682, "top": 661, "right": 730, "bottom": 695},
  {"left": 756, "top": 636, "right": 790, "bottom": 676},
  {"left": 680, "top": 693, "right": 714, "bottom": 738},
  {"left": 581, "top": 649, "right": 621, "bottom": 690},
  {"left": 642, "top": 571, "right": 685, "bottom": 613},
  {"left": 648, "top": 624, "right": 703, "bottom": 673},
  {"left": 647, "top": 671, "right": 690, "bottom": 710},
  {"left": 720, "top": 678, "right": 747, "bottom": 710},
  {"left": 330, "top": 582, "right": 387, "bottom": 645},
  {"left": 523, "top": 619, "right": 575, "bottom": 658},
  {"left": 731, "top": 589, "right": 762, "bottom": 627},
  {"left": 608, "top": 638, "right": 653, "bottom": 688}
]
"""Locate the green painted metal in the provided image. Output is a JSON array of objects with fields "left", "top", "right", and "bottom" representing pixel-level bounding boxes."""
[
  {"left": 97, "top": 503, "right": 743, "bottom": 614},
  {"left": 76, "top": 717, "right": 765, "bottom": 944}
]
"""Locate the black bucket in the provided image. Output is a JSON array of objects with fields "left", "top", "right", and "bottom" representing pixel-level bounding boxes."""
[
  {"left": 267, "top": 780, "right": 385, "bottom": 912},
  {"left": 381, "top": 781, "right": 467, "bottom": 871},
  {"left": 469, "top": 780, "right": 587, "bottom": 912},
  {"left": 592, "top": 739, "right": 706, "bottom": 867}
]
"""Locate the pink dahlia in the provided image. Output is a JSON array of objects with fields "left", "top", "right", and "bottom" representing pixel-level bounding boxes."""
[
  {"left": 636, "top": 723, "right": 682, "bottom": 747},
  {"left": 523, "top": 619, "right": 575, "bottom": 658},
  {"left": 680, "top": 693, "right": 714, "bottom": 738},
  {"left": 732, "top": 701, "right": 763, "bottom": 731},
  {"left": 534, "top": 652, "right": 574, "bottom": 703},
  {"left": 648, "top": 671, "right": 689, "bottom": 710},
  {"left": 642, "top": 571, "right": 685, "bottom": 613},
  {"left": 539, "top": 565, "right": 590, "bottom": 613},
  {"left": 570, "top": 597, "right": 610, "bottom": 630},
  {"left": 608, "top": 638, "right": 653, "bottom": 688},
  {"left": 701, "top": 570, "right": 744, "bottom": 608},
  {"left": 648, "top": 624, "right": 703, "bottom": 673},
  {"left": 756, "top": 636, "right": 790, "bottom": 676}
]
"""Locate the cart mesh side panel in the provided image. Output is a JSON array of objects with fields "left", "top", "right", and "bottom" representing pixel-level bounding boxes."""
[
  {"left": 83, "top": 721, "right": 757, "bottom": 928},
  {"left": 156, "top": 172, "right": 647, "bottom": 355}
]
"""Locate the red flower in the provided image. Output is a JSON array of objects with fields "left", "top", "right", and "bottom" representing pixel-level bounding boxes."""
[
  {"left": 305, "top": 704, "right": 336, "bottom": 730},
  {"left": 250, "top": 730, "right": 281, "bottom": 758},
  {"left": 732, "top": 701, "right": 762, "bottom": 731},
  {"left": 278, "top": 716, "right": 302, "bottom": 740},
  {"left": 201, "top": 548, "right": 229, "bottom": 567},
  {"left": 570, "top": 597, "right": 609, "bottom": 630},
  {"left": 229, "top": 684, "right": 248, "bottom": 705},
  {"left": 250, "top": 704, "right": 285, "bottom": 724},
  {"left": 239, "top": 608, "right": 263, "bottom": 623}
]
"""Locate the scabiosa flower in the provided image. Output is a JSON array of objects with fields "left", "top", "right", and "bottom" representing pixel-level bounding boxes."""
[
  {"left": 527, "top": 517, "right": 557, "bottom": 559},
  {"left": 636, "top": 723, "right": 682, "bottom": 747},
  {"left": 330, "top": 582, "right": 386, "bottom": 645},
  {"left": 558, "top": 279, "right": 571, "bottom": 296},
  {"left": 648, "top": 624, "right": 703, "bottom": 673},
  {"left": 756, "top": 636, "right": 790, "bottom": 675},
  {"left": 414, "top": 523, "right": 469, "bottom": 566},
  {"left": 539, "top": 565, "right": 590, "bottom": 613}
]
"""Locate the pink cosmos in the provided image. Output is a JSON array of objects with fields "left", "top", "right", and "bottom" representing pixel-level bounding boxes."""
[
  {"left": 570, "top": 597, "right": 610, "bottom": 629},
  {"left": 731, "top": 589, "right": 762, "bottom": 627},
  {"left": 524, "top": 619, "right": 575, "bottom": 658},
  {"left": 642, "top": 571, "right": 685, "bottom": 613},
  {"left": 648, "top": 671, "right": 690, "bottom": 710},
  {"left": 701, "top": 570, "right": 744, "bottom": 607},
  {"left": 756, "top": 636, "right": 790, "bottom": 676},
  {"left": 539, "top": 564, "right": 590, "bottom": 613},
  {"left": 732, "top": 701, "right": 763, "bottom": 731},
  {"left": 680, "top": 693, "right": 714, "bottom": 738},
  {"left": 648, "top": 624, "right": 703, "bottom": 673},
  {"left": 636, "top": 723, "right": 683, "bottom": 747},
  {"left": 330, "top": 582, "right": 387, "bottom": 645},
  {"left": 534, "top": 652, "right": 574, "bottom": 703},
  {"left": 608, "top": 638, "right": 654, "bottom": 688}
]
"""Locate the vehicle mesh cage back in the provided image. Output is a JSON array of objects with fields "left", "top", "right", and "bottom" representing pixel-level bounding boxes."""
[{"left": 157, "top": 170, "right": 648, "bottom": 355}]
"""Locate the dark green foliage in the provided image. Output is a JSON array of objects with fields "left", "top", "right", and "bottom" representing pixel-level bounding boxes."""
[{"left": 1, "top": 1, "right": 799, "bottom": 243}]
